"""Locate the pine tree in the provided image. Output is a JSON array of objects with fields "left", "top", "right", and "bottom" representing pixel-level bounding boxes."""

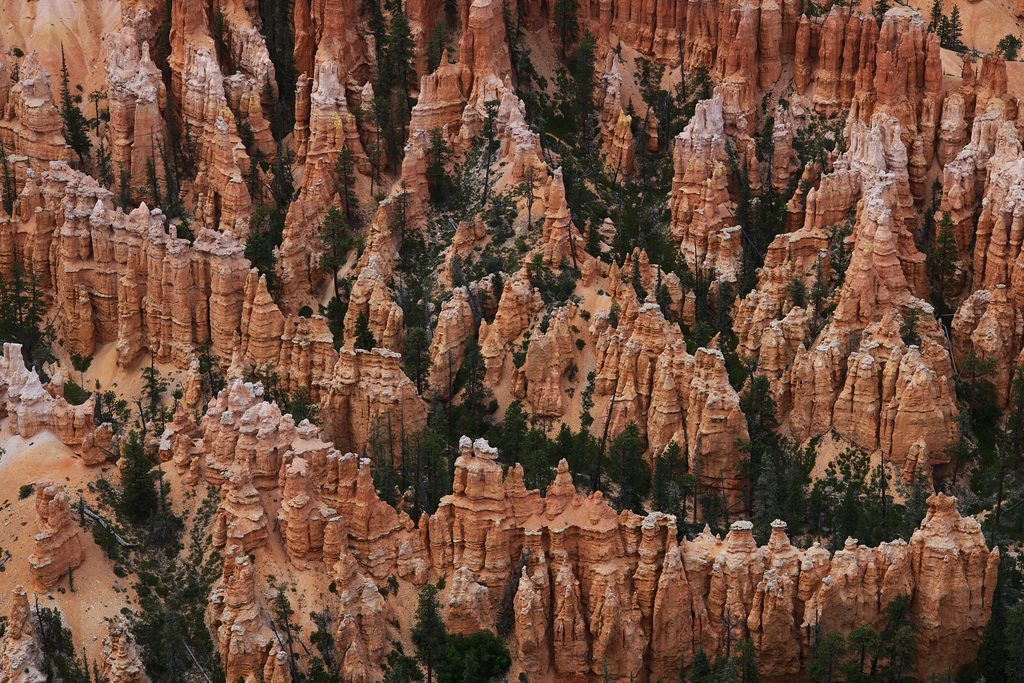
[
  {"left": 687, "top": 648, "right": 713, "bottom": 683},
  {"left": 928, "top": 0, "right": 944, "bottom": 33},
  {"left": 872, "top": 0, "right": 891, "bottom": 27},
  {"left": 0, "top": 138, "right": 15, "bottom": 216},
  {"left": 403, "top": 327, "right": 430, "bottom": 394},
  {"left": 606, "top": 421, "right": 650, "bottom": 514},
  {"left": 334, "top": 146, "right": 359, "bottom": 223},
  {"left": 383, "top": 9, "right": 416, "bottom": 121},
  {"left": 319, "top": 207, "right": 350, "bottom": 296},
  {"left": 480, "top": 99, "right": 500, "bottom": 205},
  {"left": 58, "top": 45, "right": 92, "bottom": 164},
  {"left": 146, "top": 156, "right": 161, "bottom": 208},
  {"left": 354, "top": 311, "right": 376, "bottom": 350},
  {"left": 997, "top": 34, "right": 1022, "bottom": 61},
  {"left": 426, "top": 127, "right": 453, "bottom": 204},
  {"left": 0, "top": 262, "right": 54, "bottom": 369},
  {"left": 929, "top": 211, "right": 958, "bottom": 325},
  {"left": 552, "top": 0, "right": 580, "bottom": 56},
  {"left": 411, "top": 584, "right": 447, "bottom": 683},
  {"left": 118, "top": 430, "right": 158, "bottom": 524},
  {"left": 118, "top": 164, "right": 133, "bottom": 208},
  {"left": 245, "top": 206, "right": 284, "bottom": 292},
  {"left": 944, "top": 4, "right": 963, "bottom": 49}
]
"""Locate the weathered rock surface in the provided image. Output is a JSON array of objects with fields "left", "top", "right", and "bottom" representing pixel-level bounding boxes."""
[
  {"left": 0, "top": 587, "right": 46, "bottom": 683},
  {"left": 100, "top": 620, "right": 150, "bottom": 683},
  {"left": 28, "top": 481, "right": 85, "bottom": 591}
]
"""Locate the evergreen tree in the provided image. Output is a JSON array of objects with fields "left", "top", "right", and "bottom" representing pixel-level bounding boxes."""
[
  {"left": 0, "top": 138, "right": 15, "bottom": 216},
  {"left": 0, "top": 262, "right": 54, "bottom": 369},
  {"left": 118, "top": 430, "right": 158, "bottom": 525},
  {"left": 688, "top": 648, "right": 713, "bottom": 683},
  {"left": 480, "top": 99, "right": 500, "bottom": 206},
  {"left": 928, "top": 0, "right": 943, "bottom": 32},
  {"left": 872, "top": 0, "right": 891, "bottom": 27},
  {"left": 319, "top": 207, "right": 351, "bottom": 295},
  {"left": 403, "top": 327, "right": 430, "bottom": 394},
  {"left": 456, "top": 335, "right": 491, "bottom": 436},
  {"left": 736, "top": 638, "right": 760, "bottom": 683},
  {"left": 808, "top": 631, "right": 846, "bottom": 683},
  {"left": 958, "top": 351, "right": 999, "bottom": 426},
  {"left": 118, "top": 164, "right": 133, "bottom": 209},
  {"left": 425, "top": 19, "right": 451, "bottom": 72},
  {"left": 258, "top": 0, "right": 297, "bottom": 140},
  {"left": 999, "top": 34, "right": 1023, "bottom": 60},
  {"left": 383, "top": 9, "right": 416, "bottom": 132},
  {"left": 426, "top": 127, "right": 454, "bottom": 204},
  {"left": 354, "top": 311, "right": 376, "bottom": 350},
  {"left": 411, "top": 584, "right": 447, "bottom": 683},
  {"left": 245, "top": 207, "right": 281, "bottom": 291},
  {"left": 552, "top": 0, "right": 580, "bottom": 56},
  {"left": 145, "top": 157, "right": 161, "bottom": 208},
  {"left": 606, "top": 421, "right": 650, "bottom": 514},
  {"left": 58, "top": 45, "right": 92, "bottom": 164},
  {"left": 334, "top": 146, "right": 359, "bottom": 223},
  {"left": 929, "top": 211, "right": 958, "bottom": 325},
  {"left": 941, "top": 4, "right": 963, "bottom": 49},
  {"left": 653, "top": 440, "right": 692, "bottom": 521}
]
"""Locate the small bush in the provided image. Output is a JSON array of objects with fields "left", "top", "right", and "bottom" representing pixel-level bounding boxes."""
[
  {"left": 62, "top": 380, "right": 91, "bottom": 406},
  {"left": 18, "top": 484, "right": 33, "bottom": 499}
]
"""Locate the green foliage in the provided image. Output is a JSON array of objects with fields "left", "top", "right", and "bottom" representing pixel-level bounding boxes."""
[
  {"left": 0, "top": 262, "right": 55, "bottom": 370},
  {"left": 606, "top": 421, "right": 650, "bottom": 514},
  {"left": 0, "top": 138, "right": 15, "bottom": 215},
  {"left": 899, "top": 306, "right": 921, "bottom": 346},
  {"left": 257, "top": 0, "right": 297, "bottom": 139},
  {"left": 741, "top": 375, "right": 814, "bottom": 533},
  {"left": 426, "top": 19, "right": 452, "bottom": 72},
  {"left": 118, "top": 430, "right": 158, "bottom": 525},
  {"left": 928, "top": 211, "right": 958, "bottom": 324},
  {"left": 320, "top": 206, "right": 354, "bottom": 295},
  {"left": 288, "top": 386, "right": 321, "bottom": 425},
  {"left": 937, "top": 3, "right": 964, "bottom": 50},
  {"left": 688, "top": 648, "right": 713, "bottom": 682},
  {"left": 808, "top": 630, "right": 846, "bottom": 682},
  {"left": 871, "top": 0, "right": 891, "bottom": 27},
  {"left": 354, "top": 311, "right": 377, "bottom": 351},
  {"left": 383, "top": 644, "right": 423, "bottom": 682},
  {"left": 126, "top": 486, "right": 220, "bottom": 681},
  {"left": 957, "top": 351, "right": 999, "bottom": 427},
  {"left": 426, "top": 128, "right": 455, "bottom": 205},
  {"left": 246, "top": 205, "right": 285, "bottom": 291},
  {"left": 527, "top": 254, "right": 579, "bottom": 305},
  {"left": 334, "top": 146, "right": 360, "bottom": 224},
  {"left": 998, "top": 34, "right": 1023, "bottom": 60},
  {"left": 786, "top": 277, "right": 807, "bottom": 309},
  {"left": 19, "top": 483, "right": 33, "bottom": 499},
  {"left": 453, "top": 335, "right": 493, "bottom": 437},
  {"left": 63, "top": 379, "right": 91, "bottom": 406},
  {"left": 412, "top": 584, "right": 447, "bottom": 682},
  {"left": 403, "top": 327, "right": 430, "bottom": 395},
  {"left": 653, "top": 441, "right": 693, "bottom": 532},
  {"left": 434, "top": 630, "right": 511, "bottom": 683},
  {"left": 552, "top": 0, "right": 580, "bottom": 55},
  {"left": 58, "top": 45, "right": 92, "bottom": 164},
  {"left": 35, "top": 606, "right": 92, "bottom": 681}
]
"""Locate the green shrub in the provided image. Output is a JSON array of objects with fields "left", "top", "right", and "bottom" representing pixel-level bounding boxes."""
[{"left": 62, "top": 379, "right": 91, "bottom": 406}]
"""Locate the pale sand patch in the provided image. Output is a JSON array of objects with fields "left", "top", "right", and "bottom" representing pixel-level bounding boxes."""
[{"left": 0, "top": 422, "right": 135, "bottom": 666}]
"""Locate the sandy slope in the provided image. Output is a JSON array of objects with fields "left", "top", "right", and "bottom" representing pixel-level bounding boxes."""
[
  {"left": 0, "top": 0, "right": 120, "bottom": 95},
  {"left": 0, "top": 422, "right": 135, "bottom": 666}
]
